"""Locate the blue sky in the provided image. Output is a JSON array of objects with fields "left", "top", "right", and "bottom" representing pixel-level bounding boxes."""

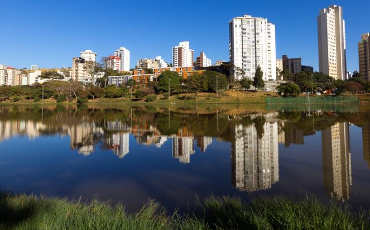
[{"left": 0, "top": 0, "right": 369, "bottom": 72}]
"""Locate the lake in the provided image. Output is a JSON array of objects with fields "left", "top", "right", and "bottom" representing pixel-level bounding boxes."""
[{"left": 0, "top": 104, "right": 369, "bottom": 212}]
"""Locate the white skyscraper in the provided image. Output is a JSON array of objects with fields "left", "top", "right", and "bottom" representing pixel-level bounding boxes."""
[
  {"left": 318, "top": 5, "right": 347, "bottom": 80},
  {"left": 114, "top": 47, "right": 130, "bottom": 72},
  {"left": 232, "top": 120, "right": 279, "bottom": 192},
  {"left": 80, "top": 50, "right": 96, "bottom": 62},
  {"left": 172, "top": 41, "right": 194, "bottom": 67},
  {"left": 229, "top": 15, "right": 276, "bottom": 81}
]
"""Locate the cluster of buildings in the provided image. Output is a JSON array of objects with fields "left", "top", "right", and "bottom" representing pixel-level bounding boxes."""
[
  {"left": 1, "top": 5, "right": 369, "bottom": 89},
  {"left": 0, "top": 64, "right": 71, "bottom": 86},
  {"left": 0, "top": 111, "right": 365, "bottom": 201}
]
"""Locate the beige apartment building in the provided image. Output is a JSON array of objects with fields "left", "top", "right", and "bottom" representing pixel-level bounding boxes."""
[
  {"left": 358, "top": 33, "right": 370, "bottom": 81},
  {"left": 317, "top": 5, "right": 347, "bottom": 80}
]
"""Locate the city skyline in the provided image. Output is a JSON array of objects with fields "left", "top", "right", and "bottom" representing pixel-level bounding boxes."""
[{"left": 0, "top": 1, "right": 368, "bottom": 72}]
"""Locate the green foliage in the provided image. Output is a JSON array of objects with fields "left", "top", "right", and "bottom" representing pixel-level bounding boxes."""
[
  {"left": 77, "top": 96, "right": 88, "bottom": 104},
  {"left": 277, "top": 82, "right": 301, "bottom": 97},
  {"left": 253, "top": 66, "right": 265, "bottom": 89},
  {"left": 104, "top": 86, "right": 124, "bottom": 98},
  {"left": 12, "top": 96, "right": 20, "bottom": 102},
  {"left": 127, "top": 79, "right": 135, "bottom": 87},
  {"left": 145, "top": 95, "right": 157, "bottom": 102},
  {"left": 184, "top": 71, "right": 228, "bottom": 93},
  {"left": 134, "top": 90, "right": 148, "bottom": 99},
  {"left": 203, "top": 71, "right": 228, "bottom": 93},
  {"left": 88, "top": 86, "right": 105, "bottom": 99},
  {"left": 155, "top": 71, "right": 181, "bottom": 93},
  {"left": 40, "top": 71, "right": 64, "bottom": 79},
  {"left": 0, "top": 194, "right": 368, "bottom": 230},
  {"left": 239, "top": 78, "right": 253, "bottom": 90},
  {"left": 56, "top": 95, "right": 66, "bottom": 103}
]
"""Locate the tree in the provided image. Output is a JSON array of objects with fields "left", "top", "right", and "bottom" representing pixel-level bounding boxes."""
[
  {"left": 104, "top": 86, "right": 124, "bottom": 98},
  {"left": 40, "top": 71, "right": 64, "bottom": 79},
  {"left": 253, "top": 66, "right": 264, "bottom": 89},
  {"left": 155, "top": 71, "right": 181, "bottom": 93},
  {"left": 203, "top": 71, "right": 228, "bottom": 93},
  {"left": 352, "top": 71, "right": 360, "bottom": 78},
  {"left": 277, "top": 82, "right": 301, "bottom": 97},
  {"left": 240, "top": 78, "right": 252, "bottom": 90},
  {"left": 185, "top": 73, "right": 204, "bottom": 92}
]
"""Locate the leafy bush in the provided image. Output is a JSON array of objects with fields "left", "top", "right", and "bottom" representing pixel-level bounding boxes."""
[
  {"left": 56, "top": 95, "right": 66, "bottom": 103},
  {"left": 145, "top": 95, "right": 157, "bottom": 102},
  {"left": 77, "top": 97, "right": 88, "bottom": 104},
  {"left": 104, "top": 86, "right": 124, "bottom": 98},
  {"left": 134, "top": 90, "right": 148, "bottom": 99},
  {"left": 277, "top": 82, "right": 301, "bottom": 97},
  {"left": 13, "top": 96, "right": 20, "bottom": 102}
]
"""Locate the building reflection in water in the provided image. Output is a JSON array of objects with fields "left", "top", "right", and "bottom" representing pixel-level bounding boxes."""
[
  {"left": 106, "top": 133, "right": 130, "bottom": 159},
  {"left": 0, "top": 116, "right": 361, "bottom": 201},
  {"left": 363, "top": 122, "right": 370, "bottom": 168},
  {"left": 172, "top": 136, "right": 195, "bottom": 164},
  {"left": 232, "top": 115, "right": 279, "bottom": 192},
  {"left": 322, "top": 122, "right": 352, "bottom": 201}
]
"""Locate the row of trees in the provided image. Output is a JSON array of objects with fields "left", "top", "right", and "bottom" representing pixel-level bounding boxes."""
[{"left": 277, "top": 70, "right": 370, "bottom": 97}]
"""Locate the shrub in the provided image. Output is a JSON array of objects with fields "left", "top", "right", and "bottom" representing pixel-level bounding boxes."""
[
  {"left": 56, "top": 95, "right": 66, "bottom": 103},
  {"left": 134, "top": 90, "right": 148, "bottom": 99},
  {"left": 13, "top": 96, "right": 20, "bottom": 102},
  {"left": 77, "top": 96, "right": 88, "bottom": 104},
  {"left": 145, "top": 95, "right": 157, "bottom": 102},
  {"left": 277, "top": 82, "right": 301, "bottom": 97}
]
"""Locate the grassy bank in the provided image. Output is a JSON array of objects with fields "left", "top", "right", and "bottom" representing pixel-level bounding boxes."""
[{"left": 1, "top": 194, "right": 369, "bottom": 230}]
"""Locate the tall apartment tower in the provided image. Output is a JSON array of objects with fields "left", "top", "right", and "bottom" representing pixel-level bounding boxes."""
[
  {"left": 322, "top": 122, "right": 351, "bottom": 201},
  {"left": 232, "top": 120, "right": 279, "bottom": 192},
  {"left": 229, "top": 15, "right": 276, "bottom": 81},
  {"left": 358, "top": 33, "right": 370, "bottom": 81},
  {"left": 71, "top": 50, "right": 96, "bottom": 82},
  {"left": 317, "top": 5, "right": 347, "bottom": 80},
  {"left": 195, "top": 51, "right": 212, "bottom": 68},
  {"left": 172, "top": 41, "right": 194, "bottom": 68},
  {"left": 114, "top": 47, "right": 130, "bottom": 72}
]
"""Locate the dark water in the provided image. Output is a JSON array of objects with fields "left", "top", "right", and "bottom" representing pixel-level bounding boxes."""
[{"left": 0, "top": 105, "right": 369, "bottom": 211}]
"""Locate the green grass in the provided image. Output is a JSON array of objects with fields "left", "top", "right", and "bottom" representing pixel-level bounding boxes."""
[{"left": 0, "top": 194, "right": 369, "bottom": 230}]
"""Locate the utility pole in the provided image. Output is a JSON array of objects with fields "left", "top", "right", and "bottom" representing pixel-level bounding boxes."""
[
  {"left": 42, "top": 85, "right": 44, "bottom": 104},
  {"left": 216, "top": 77, "right": 218, "bottom": 96},
  {"left": 168, "top": 78, "right": 171, "bottom": 103}
]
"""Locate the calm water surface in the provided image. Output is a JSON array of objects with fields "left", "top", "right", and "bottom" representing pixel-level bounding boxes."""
[{"left": 0, "top": 105, "right": 369, "bottom": 211}]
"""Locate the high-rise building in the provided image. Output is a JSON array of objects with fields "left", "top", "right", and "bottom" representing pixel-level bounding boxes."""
[
  {"left": 362, "top": 122, "right": 370, "bottom": 168},
  {"left": 105, "top": 56, "right": 121, "bottom": 71},
  {"left": 136, "top": 56, "right": 168, "bottom": 69},
  {"left": 322, "top": 122, "right": 351, "bottom": 201},
  {"left": 71, "top": 50, "right": 96, "bottom": 82},
  {"left": 232, "top": 121, "right": 279, "bottom": 192},
  {"left": 114, "top": 47, "right": 130, "bottom": 72},
  {"left": 317, "top": 5, "right": 347, "bottom": 80},
  {"left": 172, "top": 41, "right": 194, "bottom": 68},
  {"left": 195, "top": 51, "right": 212, "bottom": 69},
  {"left": 80, "top": 50, "right": 96, "bottom": 62},
  {"left": 358, "top": 33, "right": 370, "bottom": 81},
  {"left": 282, "top": 55, "right": 302, "bottom": 74},
  {"left": 229, "top": 15, "right": 276, "bottom": 81}
]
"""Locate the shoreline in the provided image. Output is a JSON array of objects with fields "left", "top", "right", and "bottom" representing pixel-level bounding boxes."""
[{"left": 0, "top": 93, "right": 368, "bottom": 106}]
